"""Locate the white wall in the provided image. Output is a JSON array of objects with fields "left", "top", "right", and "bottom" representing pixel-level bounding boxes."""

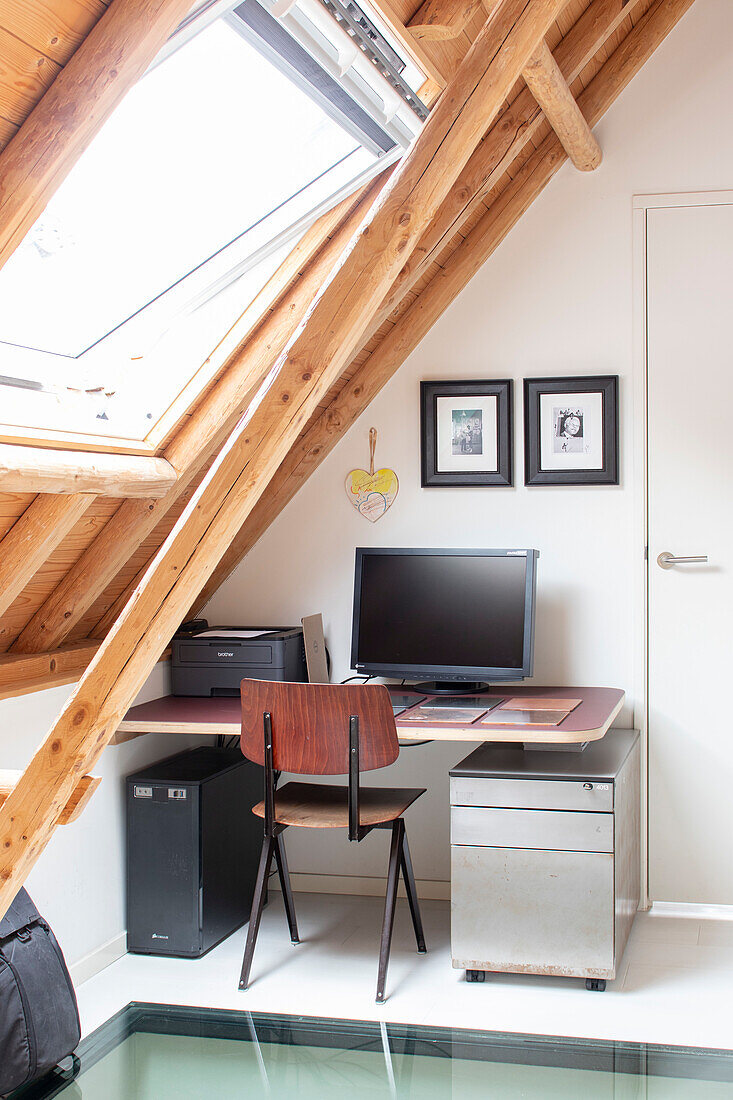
[
  {"left": 204, "top": 0, "right": 733, "bottom": 893},
  {"left": 0, "top": 662, "right": 206, "bottom": 975}
]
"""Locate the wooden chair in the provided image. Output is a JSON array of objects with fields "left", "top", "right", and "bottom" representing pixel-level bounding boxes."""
[{"left": 239, "top": 678, "right": 427, "bottom": 1003}]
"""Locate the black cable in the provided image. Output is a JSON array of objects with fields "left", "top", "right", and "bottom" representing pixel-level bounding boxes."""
[{"left": 340, "top": 674, "right": 374, "bottom": 684}]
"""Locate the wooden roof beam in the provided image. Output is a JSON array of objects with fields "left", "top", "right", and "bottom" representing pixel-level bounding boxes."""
[
  {"left": 0, "top": 444, "right": 177, "bottom": 497},
  {"left": 0, "top": 495, "right": 94, "bottom": 621},
  {"left": 408, "top": 0, "right": 487, "bottom": 41},
  {"left": 0, "top": 0, "right": 195, "bottom": 275},
  {"left": 193, "top": 0, "right": 696, "bottom": 609},
  {"left": 377, "top": 0, "right": 646, "bottom": 330},
  {"left": 522, "top": 39, "right": 602, "bottom": 171},
  {"left": 0, "top": 643, "right": 101, "bottom": 701},
  {"left": 0, "top": 0, "right": 570, "bottom": 916},
  {"left": 372, "top": 0, "right": 449, "bottom": 90},
  {"left": 0, "top": 772, "right": 100, "bottom": 826},
  {"left": 395, "top": 0, "right": 643, "bottom": 301}
]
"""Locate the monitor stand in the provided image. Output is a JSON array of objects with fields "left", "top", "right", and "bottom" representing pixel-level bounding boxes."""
[{"left": 415, "top": 680, "right": 490, "bottom": 695}]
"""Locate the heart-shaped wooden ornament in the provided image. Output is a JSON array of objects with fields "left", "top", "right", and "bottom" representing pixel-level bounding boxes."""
[{"left": 345, "top": 428, "right": 399, "bottom": 523}]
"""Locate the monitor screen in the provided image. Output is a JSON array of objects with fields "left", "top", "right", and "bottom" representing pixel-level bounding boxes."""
[{"left": 351, "top": 548, "right": 538, "bottom": 683}]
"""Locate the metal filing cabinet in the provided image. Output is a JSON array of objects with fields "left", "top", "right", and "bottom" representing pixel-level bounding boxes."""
[{"left": 449, "top": 728, "right": 640, "bottom": 990}]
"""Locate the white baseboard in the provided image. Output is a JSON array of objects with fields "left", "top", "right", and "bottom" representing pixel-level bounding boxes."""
[
  {"left": 70, "top": 878, "right": 446, "bottom": 987},
  {"left": 650, "top": 901, "right": 733, "bottom": 921},
  {"left": 70, "top": 931, "right": 128, "bottom": 987},
  {"left": 270, "top": 871, "right": 450, "bottom": 901}
]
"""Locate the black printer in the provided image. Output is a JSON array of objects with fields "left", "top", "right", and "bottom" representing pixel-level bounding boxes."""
[{"left": 171, "top": 626, "right": 307, "bottom": 696}]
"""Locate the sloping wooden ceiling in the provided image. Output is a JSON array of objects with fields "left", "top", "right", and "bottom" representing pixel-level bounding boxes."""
[{"left": 0, "top": 0, "right": 694, "bottom": 705}]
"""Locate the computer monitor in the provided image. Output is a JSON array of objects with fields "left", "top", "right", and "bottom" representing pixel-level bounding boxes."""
[{"left": 350, "top": 547, "right": 539, "bottom": 693}]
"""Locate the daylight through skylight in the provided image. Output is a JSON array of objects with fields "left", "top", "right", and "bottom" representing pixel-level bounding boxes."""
[
  {"left": 0, "top": 0, "right": 423, "bottom": 442},
  {"left": 0, "top": 20, "right": 368, "bottom": 357}
]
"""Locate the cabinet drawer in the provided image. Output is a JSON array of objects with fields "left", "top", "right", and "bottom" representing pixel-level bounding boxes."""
[
  {"left": 450, "top": 776, "right": 613, "bottom": 812},
  {"left": 451, "top": 805, "right": 613, "bottom": 853},
  {"left": 451, "top": 845, "right": 615, "bottom": 976}
]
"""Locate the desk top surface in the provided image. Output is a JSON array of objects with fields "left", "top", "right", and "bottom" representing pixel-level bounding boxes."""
[{"left": 118, "top": 685, "right": 625, "bottom": 744}]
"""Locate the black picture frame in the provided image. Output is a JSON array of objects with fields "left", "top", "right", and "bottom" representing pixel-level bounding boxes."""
[
  {"left": 523, "top": 375, "right": 619, "bottom": 486},
  {"left": 420, "top": 379, "right": 513, "bottom": 487}
]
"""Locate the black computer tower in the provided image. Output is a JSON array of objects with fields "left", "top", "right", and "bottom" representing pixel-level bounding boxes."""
[{"left": 126, "top": 747, "right": 262, "bottom": 958}]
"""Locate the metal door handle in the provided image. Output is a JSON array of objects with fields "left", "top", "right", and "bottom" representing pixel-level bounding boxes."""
[{"left": 657, "top": 552, "right": 709, "bottom": 569}]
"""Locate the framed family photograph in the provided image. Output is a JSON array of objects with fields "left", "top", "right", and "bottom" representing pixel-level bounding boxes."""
[
  {"left": 523, "top": 375, "right": 618, "bottom": 486},
  {"left": 420, "top": 380, "right": 512, "bottom": 487}
]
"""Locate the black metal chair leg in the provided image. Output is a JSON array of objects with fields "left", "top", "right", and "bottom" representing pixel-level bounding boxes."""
[
  {"left": 239, "top": 835, "right": 275, "bottom": 991},
  {"left": 274, "top": 832, "right": 299, "bottom": 944},
  {"left": 399, "top": 826, "right": 426, "bottom": 954},
  {"left": 376, "top": 819, "right": 403, "bottom": 1004}
]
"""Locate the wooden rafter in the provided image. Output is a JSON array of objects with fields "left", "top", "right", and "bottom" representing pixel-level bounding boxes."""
[
  {"left": 373, "top": 0, "right": 450, "bottom": 87},
  {"left": 0, "top": 642, "right": 101, "bottom": 701},
  {"left": 0, "top": 495, "right": 94, "bottom": 621},
  {"left": 54, "top": 775, "right": 102, "bottom": 825},
  {"left": 358, "top": 0, "right": 646, "bottom": 350},
  {"left": 386, "top": 0, "right": 646, "bottom": 315},
  {"left": 0, "top": 772, "right": 100, "bottom": 825},
  {"left": 91, "top": 559, "right": 159, "bottom": 641},
  {"left": 522, "top": 38, "right": 602, "bottom": 171},
  {"left": 193, "top": 0, "right": 697, "bottom": 612},
  {"left": 0, "top": 443, "right": 177, "bottom": 497},
  {"left": 9, "top": 490, "right": 198, "bottom": 655},
  {"left": 408, "top": 0, "right": 488, "bottom": 41},
  {"left": 0, "top": 0, "right": 194, "bottom": 274},
  {"left": 0, "top": 0, "right": 570, "bottom": 916}
]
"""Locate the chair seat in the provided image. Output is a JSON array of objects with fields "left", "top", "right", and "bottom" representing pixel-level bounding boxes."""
[{"left": 252, "top": 781, "right": 426, "bottom": 829}]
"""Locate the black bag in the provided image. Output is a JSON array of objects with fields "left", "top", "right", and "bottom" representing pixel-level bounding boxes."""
[{"left": 0, "top": 889, "right": 80, "bottom": 1097}]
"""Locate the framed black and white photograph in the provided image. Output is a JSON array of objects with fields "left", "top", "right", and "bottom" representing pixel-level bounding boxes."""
[
  {"left": 420, "top": 380, "right": 512, "bottom": 487},
  {"left": 523, "top": 376, "right": 618, "bottom": 486}
]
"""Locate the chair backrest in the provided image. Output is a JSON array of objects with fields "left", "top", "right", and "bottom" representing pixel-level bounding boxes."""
[{"left": 240, "top": 679, "right": 399, "bottom": 775}]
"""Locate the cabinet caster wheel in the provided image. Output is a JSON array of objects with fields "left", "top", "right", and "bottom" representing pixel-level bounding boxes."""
[
  {"left": 585, "top": 978, "right": 606, "bottom": 992},
  {"left": 466, "top": 969, "right": 485, "bottom": 983}
]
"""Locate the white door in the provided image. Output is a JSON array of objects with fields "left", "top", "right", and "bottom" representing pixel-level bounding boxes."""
[{"left": 647, "top": 199, "right": 733, "bottom": 905}]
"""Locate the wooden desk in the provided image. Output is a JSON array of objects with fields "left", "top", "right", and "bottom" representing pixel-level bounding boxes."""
[{"left": 114, "top": 686, "right": 624, "bottom": 746}]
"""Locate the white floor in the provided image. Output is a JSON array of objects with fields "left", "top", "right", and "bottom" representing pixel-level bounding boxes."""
[{"left": 76, "top": 893, "right": 733, "bottom": 1052}]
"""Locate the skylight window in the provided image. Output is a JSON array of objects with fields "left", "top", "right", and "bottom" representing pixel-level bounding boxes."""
[
  {"left": 0, "top": 0, "right": 424, "bottom": 443},
  {"left": 0, "top": 13, "right": 371, "bottom": 357}
]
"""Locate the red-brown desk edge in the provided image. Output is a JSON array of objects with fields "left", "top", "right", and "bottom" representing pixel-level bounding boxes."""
[{"left": 114, "top": 686, "right": 625, "bottom": 746}]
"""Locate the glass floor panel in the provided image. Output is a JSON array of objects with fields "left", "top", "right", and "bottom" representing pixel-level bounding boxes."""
[{"left": 11, "top": 1004, "right": 733, "bottom": 1100}]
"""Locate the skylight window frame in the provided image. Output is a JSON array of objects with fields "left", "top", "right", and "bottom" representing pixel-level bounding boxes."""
[
  {"left": 0, "top": 0, "right": 427, "bottom": 457},
  {"left": 226, "top": 2, "right": 397, "bottom": 158}
]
